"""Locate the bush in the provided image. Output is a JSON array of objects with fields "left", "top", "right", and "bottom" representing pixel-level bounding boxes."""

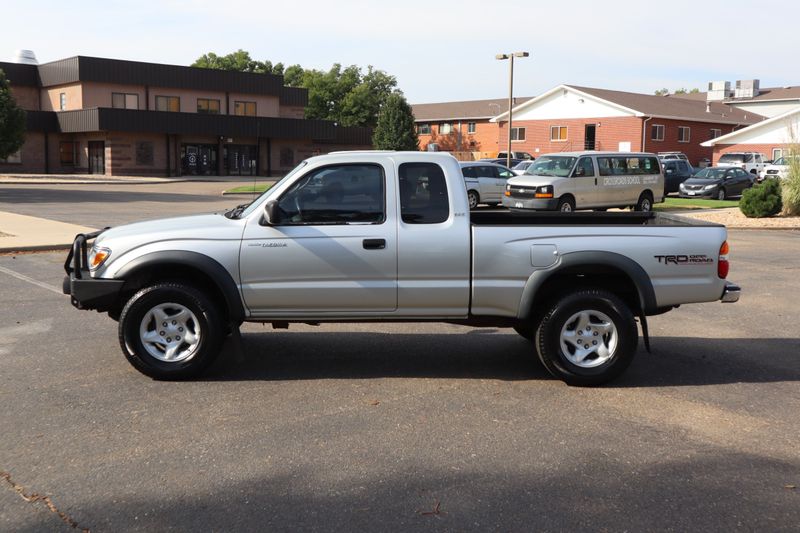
[
  {"left": 782, "top": 150, "right": 800, "bottom": 216},
  {"left": 739, "top": 179, "right": 782, "bottom": 218}
]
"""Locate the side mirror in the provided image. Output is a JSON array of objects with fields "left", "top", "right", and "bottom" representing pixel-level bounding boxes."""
[{"left": 263, "top": 201, "right": 281, "bottom": 225}]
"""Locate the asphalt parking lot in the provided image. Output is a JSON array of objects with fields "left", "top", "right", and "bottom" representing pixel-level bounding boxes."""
[{"left": 1, "top": 183, "right": 798, "bottom": 531}]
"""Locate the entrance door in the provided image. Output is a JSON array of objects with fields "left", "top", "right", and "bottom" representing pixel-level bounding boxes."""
[
  {"left": 584, "top": 124, "right": 596, "bottom": 151},
  {"left": 88, "top": 141, "right": 105, "bottom": 174}
]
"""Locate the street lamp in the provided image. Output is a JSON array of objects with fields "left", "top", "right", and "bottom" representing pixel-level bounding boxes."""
[{"left": 496, "top": 51, "right": 529, "bottom": 169}]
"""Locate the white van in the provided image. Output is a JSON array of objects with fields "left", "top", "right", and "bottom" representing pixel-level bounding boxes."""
[{"left": 502, "top": 151, "right": 664, "bottom": 212}]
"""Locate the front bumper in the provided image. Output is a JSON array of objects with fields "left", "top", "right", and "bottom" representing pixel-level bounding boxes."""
[
  {"left": 720, "top": 282, "right": 741, "bottom": 303},
  {"left": 502, "top": 196, "right": 560, "bottom": 210},
  {"left": 63, "top": 231, "right": 124, "bottom": 311},
  {"left": 679, "top": 189, "right": 716, "bottom": 198}
]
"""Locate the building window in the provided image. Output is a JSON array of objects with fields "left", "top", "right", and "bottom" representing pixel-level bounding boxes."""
[
  {"left": 59, "top": 93, "right": 66, "bottom": 110},
  {"left": 234, "top": 101, "right": 257, "bottom": 116},
  {"left": 651, "top": 124, "right": 665, "bottom": 141},
  {"left": 59, "top": 142, "right": 77, "bottom": 165},
  {"left": 1, "top": 149, "right": 22, "bottom": 164},
  {"left": 155, "top": 96, "right": 180, "bottom": 112},
  {"left": 550, "top": 125, "right": 568, "bottom": 141},
  {"left": 197, "top": 98, "right": 220, "bottom": 114},
  {"left": 710, "top": 128, "right": 722, "bottom": 139},
  {"left": 112, "top": 92, "right": 139, "bottom": 110},
  {"left": 467, "top": 122, "right": 476, "bottom": 134},
  {"left": 678, "top": 126, "right": 691, "bottom": 143},
  {"left": 511, "top": 127, "right": 526, "bottom": 141},
  {"left": 417, "top": 123, "right": 431, "bottom": 135},
  {"left": 440, "top": 122, "right": 452, "bottom": 134},
  {"left": 773, "top": 148, "right": 783, "bottom": 160}
]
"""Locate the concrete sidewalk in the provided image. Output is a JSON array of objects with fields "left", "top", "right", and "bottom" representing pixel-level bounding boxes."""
[
  {"left": 0, "top": 173, "right": 280, "bottom": 185},
  {"left": 0, "top": 211, "right": 96, "bottom": 253}
]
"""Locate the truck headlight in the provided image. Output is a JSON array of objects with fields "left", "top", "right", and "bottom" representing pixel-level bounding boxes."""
[{"left": 89, "top": 246, "right": 111, "bottom": 270}]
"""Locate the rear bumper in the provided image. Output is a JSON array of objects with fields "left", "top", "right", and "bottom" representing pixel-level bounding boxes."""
[{"left": 720, "top": 282, "right": 741, "bottom": 303}]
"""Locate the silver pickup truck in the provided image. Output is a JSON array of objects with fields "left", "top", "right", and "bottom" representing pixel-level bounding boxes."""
[{"left": 64, "top": 152, "right": 740, "bottom": 386}]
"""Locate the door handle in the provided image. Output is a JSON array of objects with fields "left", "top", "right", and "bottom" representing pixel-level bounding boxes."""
[{"left": 363, "top": 238, "right": 386, "bottom": 250}]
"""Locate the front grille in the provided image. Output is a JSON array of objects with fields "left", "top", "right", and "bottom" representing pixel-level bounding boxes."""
[
  {"left": 507, "top": 186, "right": 538, "bottom": 198},
  {"left": 683, "top": 184, "right": 704, "bottom": 191},
  {"left": 766, "top": 169, "right": 779, "bottom": 174}
]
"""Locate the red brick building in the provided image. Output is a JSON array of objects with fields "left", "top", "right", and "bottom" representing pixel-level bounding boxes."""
[
  {"left": 492, "top": 85, "right": 763, "bottom": 166},
  {"left": 411, "top": 97, "right": 532, "bottom": 154},
  {"left": 0, "top": 56, "right": 372, "bottom": 176}
]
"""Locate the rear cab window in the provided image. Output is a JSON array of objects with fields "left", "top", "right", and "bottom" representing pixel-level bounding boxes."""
[{"left": 398, "top": 163, "right": 450, "bottom": 224}]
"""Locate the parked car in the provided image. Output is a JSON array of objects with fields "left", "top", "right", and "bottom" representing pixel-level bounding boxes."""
[
  {"left": 498, "top": 151, "right": 534, "bottom": 161},
  {"left": 658, "top": 152, "right": 690, "bottom": 162},
  {"left": 63, "top": 151, "right": 740, "bottom": 386},
  {"left": 717, "top": 152, "right": 767, "bottom": 177},
  {"left": 503, "top": 151, "right": 664, "bottom": 212},
  {"left": 679, "top": 166, "right": 754, "bottom": 200},
  {"left": 662, "top": 159, "right": 694, "bottom": 194},
  {"left": 481, "top": 157, "right": 524, "bottom": 167},
  {"left": 758, "top": 155, "right": 798, "bottom": 182},
  {"left": 460, "top": 161, "right": 515, "bottom": 208},
  {"left": 512, "top": 160, "right": 535, "bottom": 175}
]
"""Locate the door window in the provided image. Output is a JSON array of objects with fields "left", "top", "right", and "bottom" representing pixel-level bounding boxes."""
[
  {"left": 461, "top": 166, "right": 476, "bottom": 178},
  {"left": 677, "top": 161, "right": 689, "bottom": 173},
  {"left": 277, "top": 164, "right": 385, "bottom": 225},
  {"left": 399, "top": 162, "right": 449, "bottom": 224},
  {"left": 497, "top": 168, "right": 514, "bottom": 179},
  {"left": 573, "top": 157, "right": 595, "bottom": 177}
]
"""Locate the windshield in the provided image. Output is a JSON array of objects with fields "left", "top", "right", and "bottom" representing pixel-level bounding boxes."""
[
  {"left": 693, "top": 168, "right": 727, "bottom": 179},
  {"left": 238, "top": 161, "right": 309, "bottom": 218},
  {"left": 773, "top": 156, "right": 799, "bottom": 165},
  {"left": 719, "top": 154, "right": 745, "bottom": 163},
  {"left": 525, "top": 156, "right": 577, "bottom": 177}
]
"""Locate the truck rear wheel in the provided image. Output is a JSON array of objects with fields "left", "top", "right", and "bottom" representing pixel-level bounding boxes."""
[
  {"left": 118, "top": 282, "right": 224, "bottom": 380},
  {"left": 535, "top": 289, "right": 638, "bottom": 386}
]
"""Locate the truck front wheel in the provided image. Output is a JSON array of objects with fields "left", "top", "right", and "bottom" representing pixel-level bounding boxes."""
[
  {"left": 535, "top": 289, "right": 638, "bottom": 386},
  {"left": 118, "top": 282, "right": 224, "bottom": 380}
]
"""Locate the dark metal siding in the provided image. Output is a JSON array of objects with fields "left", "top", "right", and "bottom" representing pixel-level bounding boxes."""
[
  {"left": 25, "top": 111, "right": 59, "bottom": 132},
  {"left": 316, "top": 126, "right": 374, "bottom": 145},
  {"left": 37, "top": 57, "right": 81, "bottom": 87},
  {"left": 0, "top": 62, "right": 40, "bottom": 86},
  {"left": 36, "top": 56, "right": 306, "bottom": 100},
  {"left": 56, "top": 109, "right": 101, "bottom": 132}
]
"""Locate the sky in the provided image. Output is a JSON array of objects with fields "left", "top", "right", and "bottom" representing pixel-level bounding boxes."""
[{"left": 2, "top": 0, "right": 798, "bottom": 104}]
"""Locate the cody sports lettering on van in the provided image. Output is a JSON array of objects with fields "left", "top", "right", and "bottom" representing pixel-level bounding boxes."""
[{"left": 503, "top": 151, "right": 664, "bottom": 213}]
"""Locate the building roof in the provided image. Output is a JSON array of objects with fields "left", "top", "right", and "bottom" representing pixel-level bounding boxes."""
[
  {"left": 700, "top": 106, "right": 800, "bottom": 147},
  {"left": 669, "top": 86, "right": 800, "bottom": 103},
  {"left": 493, "top": 84, "right": 764, "bottom": 126},
  {"left": 411, "top": 97, "right": 533, "bottom": 122}
]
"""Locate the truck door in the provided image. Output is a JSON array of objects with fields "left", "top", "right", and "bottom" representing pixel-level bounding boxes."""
[{"left": 239, "top": 162, "right": 398, "bottom": 315}]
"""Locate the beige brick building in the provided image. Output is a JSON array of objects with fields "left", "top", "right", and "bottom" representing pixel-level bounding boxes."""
[{"left": 0, "top": 56, "right": 372, "bottom": 176}]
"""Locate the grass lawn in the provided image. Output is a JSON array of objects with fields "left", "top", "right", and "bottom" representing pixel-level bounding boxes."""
[
  {"left": 223, "top": 183, "right": 273, "bottom": 194},
  {"left": 655, "top": 197, "right": 740, "bottom": 210}
]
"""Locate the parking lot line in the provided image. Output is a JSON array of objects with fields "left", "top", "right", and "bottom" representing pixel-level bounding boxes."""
[{"left": 0, "top": 265, "right": 64, "bottom": 295}]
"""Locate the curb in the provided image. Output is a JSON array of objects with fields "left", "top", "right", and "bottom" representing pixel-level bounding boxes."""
[{"left": 0, "top": 243, "right": 72, "bottom": 254}]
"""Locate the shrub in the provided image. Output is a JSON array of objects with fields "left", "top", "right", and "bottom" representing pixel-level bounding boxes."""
[
  {"left": 739, "top": 179, "right": 782, "bottom": 218},
  {"left": 781, "top": 148, "right": 800, "bottom": 216}
]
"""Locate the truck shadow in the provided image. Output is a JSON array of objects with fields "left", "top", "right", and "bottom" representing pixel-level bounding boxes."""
[{"left": 206, "top": 331, "right": 800, "bottom": 387}]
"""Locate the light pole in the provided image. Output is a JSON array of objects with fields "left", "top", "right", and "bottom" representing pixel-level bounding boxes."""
[{"left": 496, "top": 52, "right": 529, "bottom": 169}]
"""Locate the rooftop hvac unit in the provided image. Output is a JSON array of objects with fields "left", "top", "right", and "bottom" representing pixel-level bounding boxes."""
[
  {"left": 13, "top": 49, "right": 38, "bottom": 65},
  {"left": 706, "top": 81, "right": 732, "bottom": 101},
  {"left": 734, "top": 79, "right": 760, "bottom": 99}
]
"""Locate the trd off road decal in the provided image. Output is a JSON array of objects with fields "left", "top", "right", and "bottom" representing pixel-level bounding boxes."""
[{"left": 654, "top": 254, "right": 714, "bottom": 265}]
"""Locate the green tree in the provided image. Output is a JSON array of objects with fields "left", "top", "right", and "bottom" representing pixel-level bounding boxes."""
[
  {"left": 0, "top": 69, "right": 26, "bottom": 160},
  {"left": 192, "top": 51, "right": 398, "bottom": 127},
  {"left": 372, "top": 93, "right": 418, "bottom": 151},
  {"left": 654, "top": 88, "right": 669, "bottom": 96}
]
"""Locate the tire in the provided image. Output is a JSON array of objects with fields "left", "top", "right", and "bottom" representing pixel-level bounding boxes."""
[
  {"left": 118, "top": 282, "right": 224, "bottom": 380},
  {"left": 535, "top": 289, "right": 638, "bottom": 386},
  {"left": 557, "top": 196, "right": 575, "bottom": 212},
  {"left": 513, "top": 323, "right": 536, "bottom": 341},
  {"left": 635, "top": 191, "right": 653, "bottom": 212},
  {"left": 717, "top": 188, "right": 726, "bottom": 201},
  {"left": 467, "top": 190, "right": 479, "bottom": 209}
]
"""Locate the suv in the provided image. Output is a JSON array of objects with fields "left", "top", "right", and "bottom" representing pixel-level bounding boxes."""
[
  {"left": 759, "top": 155, "right": 798, "bottom": 181},
  {"left": 460, "top": 162, "right": 515, "bottom": 208},
  {"left": 717, "top": 152, "right": 766, "bottom": 176},
  {"left": 658, "top": 152, "right": 690, "bottom": 162},
  {"left": 498, "top": 151, "right": 534, "bottom": 161},
  {"left": 662, "top": 159, "right": 694, "bottom": 194}
]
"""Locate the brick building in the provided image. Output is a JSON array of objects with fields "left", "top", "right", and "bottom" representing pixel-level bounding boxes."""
[
  {"left": 491, "top": 85, "right": 763, "bottom": 166},
  {"left": 0, "top": 56, "right": 371, "bottom": 176},
  {"left": 411, "top": 97, "right": 532, "bottom": 154},
  {"left": 701, "top": 106, "right": 800, "bottom": 163}
]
